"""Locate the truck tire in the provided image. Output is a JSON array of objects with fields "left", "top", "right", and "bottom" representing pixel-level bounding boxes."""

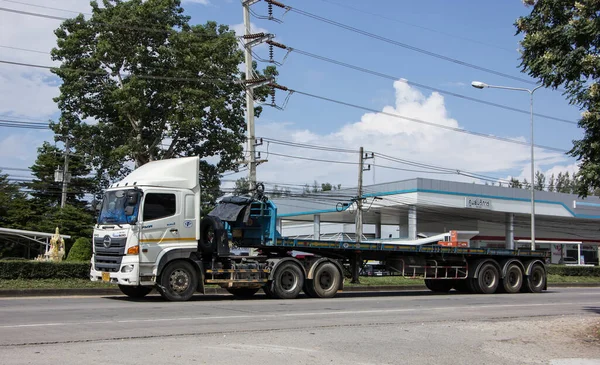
[
  {"left": 199, "top": 216, "right": 224, "bottom": 255},
  {"left": 424, "top": 279, "right": 453, "bottom": 293},
  {"left": 303, "top": 280, "right": 317, "bottom": 298},
  {"left": 227, "top": 288, "right": 259, "bottom": 298},
  {"left": 263, "top": 283, "right": 277, "bottom": 299},
  {"left": 522, "top": 264, "right": 546, "bottom": 293},
  {"left": 270, "top": 261, "right": 304, "bottom": 299},
  {"left": 118, "top": 285, "right": 152, "bottom": 298},
  {"left": 307, "top": 262, "right": 341, "bottom": 298},
  {"left": 501, "top": 264, "right": 523, "bottom": 293},
  {"left": 158, "top": 260, "right": 198, "bottom": 301},
  {"left": 476, "top": 263, "right": 500, "bottom": 294}
]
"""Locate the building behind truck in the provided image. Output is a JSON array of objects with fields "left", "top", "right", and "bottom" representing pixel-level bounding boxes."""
[{"left": 91, "top": 156, "right": 550, "bottom": 301}]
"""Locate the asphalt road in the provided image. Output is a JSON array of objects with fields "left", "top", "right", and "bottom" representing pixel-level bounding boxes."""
[{"left": 1, "top": 288, "right": 599, "bottom": 364}]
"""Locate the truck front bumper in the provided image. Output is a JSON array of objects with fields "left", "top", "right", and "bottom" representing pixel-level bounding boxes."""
[{"left": 90, "top": 255, "right": 140, "bottom": 286}]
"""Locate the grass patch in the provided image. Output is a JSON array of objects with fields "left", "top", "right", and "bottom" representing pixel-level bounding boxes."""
[{"left": 0, "top": 278, "right": 114, "bottom": 290}]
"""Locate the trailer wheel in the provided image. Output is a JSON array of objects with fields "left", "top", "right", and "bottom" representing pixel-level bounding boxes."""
[
  {"left": 199, "top": 216, "right": 224, "bottom": 254},
  {"left": 307, "top": 262, "right": 341, "bottom": 298},
  {"left": 476, "top": 263, "right": 500, "bottom": 294},
  {"left": 227, "top": 288, "right": 259, "bottom": 299},
  {"left": 424, "top": 279, "right": 453, "bottom": 293},
  {"left": 263, "top": 283, "right": 277, "bottom": 299},
  {"left": 501, "top": 264, "right": 523, "bottom": 293},
  {"left": 303, "top": 280, "right": 317, "bottom": 298},
  {"left": 158, "top": 260, "right": 197, "bottom": 301},
  {"left": 271, "top": 262, "right": 304, "bottom": 299},
  {"left": 522, "top": 264, "right": 546, "bottom": 293},
  {"left": 118, "top": 285, "right": 152, "bottom": 298}
]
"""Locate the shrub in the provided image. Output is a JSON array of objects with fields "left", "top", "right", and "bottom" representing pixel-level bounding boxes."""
[
  {"left": 66, "top": 237, "right": 92, "bottom": 262},
  {"left": 0, "top": 261, "right": 90, "bottom": 279},
  {"left": 547, "top": 265, "right": 600, "bottom": 277}
]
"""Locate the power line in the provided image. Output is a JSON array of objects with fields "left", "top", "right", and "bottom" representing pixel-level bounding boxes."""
[
  {"left": 289, "top": 48, "right": 577, "bottom": 126},
  {"left": 0, "top": 0, "right": 88, "bottom": 14},
  {"left": 288, "top": 88, "right": 569, "bottom": 153},
  {"left": 318, "top": 0, "right": 515, "bottom": 54},
  {"left": 284, "top": 4, "right": 539, "bottom": 86}
]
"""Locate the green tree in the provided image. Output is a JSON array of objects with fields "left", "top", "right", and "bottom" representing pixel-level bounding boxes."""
[
  {"left": 509, "top": 177, "right": 522, "bottom": 188},
  {"left": 50, "top": 0, "right": 276, "bottom": 205},
  {"left": 516, "top": 0, "right": 600, "bottom": 197},
  {"left": 548, "top": 173, "right": 556, "bottom": 192},
  {"left": 321, "top": 183, "right": 333, "bottom": 191},
  {"left": 234, "top": 177, "right": 250, "bottom": 195},
  {"left": 534, "top": 171, "right": 546, "bottom": 191}
]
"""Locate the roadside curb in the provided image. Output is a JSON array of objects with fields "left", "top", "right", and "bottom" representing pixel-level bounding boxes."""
[{"left": 0, "top": 282, "right": 598, "bottom": 298}]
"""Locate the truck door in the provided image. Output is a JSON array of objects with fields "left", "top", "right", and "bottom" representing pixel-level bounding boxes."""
[{"left": 139, "top": 191, "right": 185, "bottom": 268}]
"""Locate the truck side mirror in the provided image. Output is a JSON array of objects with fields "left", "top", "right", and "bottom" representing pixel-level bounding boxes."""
[{"left": 125, "top": 205, "right": 138, "bottom": 224}]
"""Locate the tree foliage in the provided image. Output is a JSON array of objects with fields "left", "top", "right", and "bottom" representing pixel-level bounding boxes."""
[
  {"left": 66, "top": 237, "right": 93, "bottom": 262},
  {"left": 50, "top": 0, "right": 276, "bottom": 204},
  {"left": 516, "top": 0, "right": 600, "bottom": 197}
]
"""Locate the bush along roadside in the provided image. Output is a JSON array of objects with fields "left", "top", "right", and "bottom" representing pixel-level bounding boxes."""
[
  {"left": 547, "top": 265, "right": 600, "bottom": 277},
  {"left": 0, "top": 261, "right": 90, "bottom": 280}
]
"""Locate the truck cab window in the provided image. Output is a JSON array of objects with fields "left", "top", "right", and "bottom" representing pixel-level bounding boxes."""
[{"left": 143, "top": 193, "right": 176, "bottom": 221}]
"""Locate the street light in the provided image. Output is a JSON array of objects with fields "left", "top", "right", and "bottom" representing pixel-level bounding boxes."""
[{"left": 471, "top": 80, "right": 543, "bottom": 251}]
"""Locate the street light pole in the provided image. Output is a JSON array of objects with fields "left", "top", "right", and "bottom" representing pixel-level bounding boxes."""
[{"left": 471, "top": 81, "right": 542, "bottom": 251}]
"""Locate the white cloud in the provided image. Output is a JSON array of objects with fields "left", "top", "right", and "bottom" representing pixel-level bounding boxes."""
[
  {"left": 230, "top": 22, "right": 269, "bottom": 37},
  {"left": 247, "top": 81, "right": 571, "bottom": 190}
]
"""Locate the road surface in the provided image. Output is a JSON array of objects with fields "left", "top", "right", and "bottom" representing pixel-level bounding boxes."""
[{"left": 0, "top": 288, "right": 599, "bottom": 364}]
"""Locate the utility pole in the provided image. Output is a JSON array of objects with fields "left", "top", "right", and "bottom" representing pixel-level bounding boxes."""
[
  {"left": 55, "top": 139, "right": 71, "bottom": 209},
  {"left": 352, "top": 147, "right": 373, "bottom": 284},
  {"left": 242, "top": 1, "right": 257, "bottom": 191}
]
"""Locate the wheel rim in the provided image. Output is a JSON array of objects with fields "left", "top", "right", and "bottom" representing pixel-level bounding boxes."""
[
  {"left": 508, "top": 270, "right": 520, "bottom": 287},
  {"left": 280, "top": 270, "right": 298, "bottom": 291},
  {"left": 318, "top": 271, "right": 333, "bottom": 290},
  {"left": 482, "top": 269, "right": 496, "bottom": 288},
  {"left": 169, "top": 269, "right": 190, "bottom": 293},
  {"left": 531, "top": 268, "right": 543, "bottom": 287}
]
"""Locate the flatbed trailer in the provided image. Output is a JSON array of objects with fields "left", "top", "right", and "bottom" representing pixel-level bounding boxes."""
[{"left": 90, "top": 157, "right": 549, "bottom": 301}]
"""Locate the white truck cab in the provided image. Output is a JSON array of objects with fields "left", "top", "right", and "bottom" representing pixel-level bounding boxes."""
[{"left": 90, "top": 157, "right": 201, "bottom": 296}]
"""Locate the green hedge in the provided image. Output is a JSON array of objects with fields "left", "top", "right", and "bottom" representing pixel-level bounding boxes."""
[
  {"left": 66, "top": 237, "right": 92, "bottom": 262},
  {"left": 547, "top": 265, "right": 600, "bottom": 277},
  {"left": 0, "top": 261, "right": 91, "bottom": 280}
]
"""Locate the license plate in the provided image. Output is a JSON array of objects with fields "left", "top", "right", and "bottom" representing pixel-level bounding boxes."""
[{"left": 102, "top": 272, "right": 110, "bottom": 282}]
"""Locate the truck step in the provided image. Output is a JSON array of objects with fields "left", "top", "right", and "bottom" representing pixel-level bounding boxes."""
[
  {"left": 206, "top": 269, "right": 270, "bottom": 273},
  {"left": 205, "top": 279, "right": 268, "bottom": 284}
]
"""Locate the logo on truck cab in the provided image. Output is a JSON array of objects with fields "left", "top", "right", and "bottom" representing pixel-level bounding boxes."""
[{"left": 103, "top": 235, "right": 112, "bottom": 248}]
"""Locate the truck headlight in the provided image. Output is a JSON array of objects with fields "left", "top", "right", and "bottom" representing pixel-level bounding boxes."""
[{"left": 121, "top": 264, "right": 135, "bottom": 273}]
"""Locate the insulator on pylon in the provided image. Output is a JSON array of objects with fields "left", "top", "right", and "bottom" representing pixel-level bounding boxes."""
[
  {"left": 269, "top": 44, "right": 274, "bottom": 62},
  {"left": 268, "top": 3, "right": 273, "bottom": 18},
  {"left": 242, "top": 32, "right": 266, "bottom": 39}
]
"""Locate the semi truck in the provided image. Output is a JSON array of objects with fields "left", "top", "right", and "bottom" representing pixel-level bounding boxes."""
[{"left": 90, "top": 156, "right": 549, "bottom": 301}]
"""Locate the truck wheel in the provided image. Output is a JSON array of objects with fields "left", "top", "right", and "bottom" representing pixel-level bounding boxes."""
[
  {"left": 476, "top": 263, "right": 500, "bottom": 294},
  {"left": 522, "top": 264, "right": 546, "bottom": 293},
  {"left": 271, "top": 262, "right": 304, "bottom": 299},
  {"left": 159, "top": 260, "right": 197, "bottom": 301},
  {"left": 227, "top": 288, "right": 259, "bottom": 298},
  {"left": 424, "top": 279, "right": 453, "bottom": 292},
  {"left": 118, "top": 285, "right": 152, "bottom": 298},
  {"left": 309, "top": 262, "right": 341, "bottom": 298},
  {"left": 199, "top": 216, "right": 224, "bottom": 255},
  {"left": 263, "top": 283, "right": 277, "bottom": 299},
  {"left": 501, "top": 264, "right": 523, "bottom": 293}
]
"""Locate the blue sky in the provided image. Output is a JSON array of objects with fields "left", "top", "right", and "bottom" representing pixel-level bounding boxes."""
[{"left": 0, "top": 0, "right": 583, "bottom": 190}]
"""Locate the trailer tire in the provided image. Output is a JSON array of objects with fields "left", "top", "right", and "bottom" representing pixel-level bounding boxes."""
[
  {"left": 476, "top": 263, "right": 500, "bottom": 294},
  {"left": 308, "top": 262, "right": 341, "bottom": 298},
  {"left": 199, "top": 216, "right": 224, "bottom": 255},
  {"left": 227, "top": 288, "right": 259, "bottom": 298},
  {"left": 271, "top": 261, "right": 304, "bottom": 299},
  {"left": 118, "top": 285, "right": 152, "bottom": 299},
  {"left": 158, "top": 260, "right": 197, "bottom": 301},
  {"left": 522, "top": 264, "right": 546, "bottom": 293},
  {"left": 424, "top": 279, "right": 453, "bottom": 293},
  {"left": 501, "top": 264, "right": 523, "bottom": 293},
  {"left": 263, "top": 283, "right": 277, "bottom": 299}
]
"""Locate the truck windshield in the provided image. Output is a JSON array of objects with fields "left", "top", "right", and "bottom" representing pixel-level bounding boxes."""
[{"left": 97, "top": 190, "right": 140, "bottom": 225}]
